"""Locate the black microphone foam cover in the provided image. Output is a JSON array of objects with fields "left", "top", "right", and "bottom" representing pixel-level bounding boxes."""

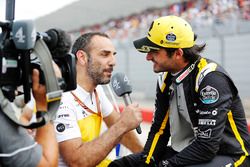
[{"left": 45, "top": 28, "right": 72, "bottom": 57}]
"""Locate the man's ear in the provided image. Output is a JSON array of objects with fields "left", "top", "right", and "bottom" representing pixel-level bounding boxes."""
[
  {"left": 76, "top": 50, "right": 88, "bottom": 65},
  {"left": 175, "top": 48, "right": 183, "bottom": 60}
]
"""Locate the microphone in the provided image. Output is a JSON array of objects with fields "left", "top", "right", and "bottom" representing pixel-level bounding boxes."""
[
  {"left": 111, "top": 72, "right": 142, "bottom": 134},
  {"left": 37, "top": 31, "right": 58, "bottom": 51},
  {"left": 35, "top": 28, "right": 75, "bottom": 92},
  {"left": 37, "top": 28, "right": 72, "bottom": 57},
  {"left": 12, "top": 20, "right": 36, "bottom": 50}
]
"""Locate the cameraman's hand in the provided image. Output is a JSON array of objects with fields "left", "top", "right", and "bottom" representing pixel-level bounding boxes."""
[
  {"left": 33, "top": 66, "right": 60, "bottom": 167},
  {"left": 32, "top": 69, "right": 47, "bottom": 111}
]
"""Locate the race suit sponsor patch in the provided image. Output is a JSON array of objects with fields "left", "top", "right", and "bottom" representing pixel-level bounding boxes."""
[
  {"left": 57, "top": 114, "right": 70, "bottom": 118},
  {"left": 198, "top": 119, "right": 216, "bottom": 126},
  {"left": 200, "top": 85, "right": 219, "bottom": 104},
  {"left": 56, "top": 123, "right": 73, "bottom": 132},
  {"left": 196, "top": 109, "right": 218, "bottom": 116},
  {"left": 56, "top": 123, "right": 65, "bottom": 132},
  {"left": 194, "top": 128, "right": 212, "bottom": 139}
]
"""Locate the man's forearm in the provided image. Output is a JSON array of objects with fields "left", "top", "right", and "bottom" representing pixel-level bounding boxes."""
[
  {"left": 120, "top": 130, "right": 143, "bottom": 153},
  {"left": 35, "top": 122, "right": 58, "bottom": 167},
  {"left": 64, "top": 119, "right": 129, "bottom": 167}
]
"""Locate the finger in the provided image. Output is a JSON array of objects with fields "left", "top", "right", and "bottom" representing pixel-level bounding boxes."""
[{"left": 32, "top": 69, "right": 40, "bottom": 90}]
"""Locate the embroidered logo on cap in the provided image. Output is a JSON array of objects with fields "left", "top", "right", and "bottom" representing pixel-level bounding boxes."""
[{"left": 166, "top": 33, "right": 176, "bottom": 42}]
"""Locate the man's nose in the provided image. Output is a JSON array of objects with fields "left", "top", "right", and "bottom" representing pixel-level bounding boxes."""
[
  {"left": 109, "top": 54, "right": 116, "bottom": 66},
  {"left": 146, "top": 53, "right": 153, "bottom": 61}
]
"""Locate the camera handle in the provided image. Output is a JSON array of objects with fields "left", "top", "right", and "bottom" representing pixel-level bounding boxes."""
[
  {"left": 0, "top": 38, "right": 63, "bottom": 128},
  {"left": 33, "top": 38, "right": 63, "bottom": 122}
]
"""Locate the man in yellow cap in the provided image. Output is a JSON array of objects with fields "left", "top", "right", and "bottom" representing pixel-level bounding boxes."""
[{"left": 109, "top": 15, "right": 250, "bottom": 167}]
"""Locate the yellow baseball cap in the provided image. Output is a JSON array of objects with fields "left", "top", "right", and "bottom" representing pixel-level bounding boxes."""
[{"left": 133, "top": 15, "right": 195, "bottom": 53}]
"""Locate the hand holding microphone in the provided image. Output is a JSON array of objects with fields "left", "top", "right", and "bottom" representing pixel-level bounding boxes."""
[{"left": 111, "top": 72, "right": 142, "bottom": 134}]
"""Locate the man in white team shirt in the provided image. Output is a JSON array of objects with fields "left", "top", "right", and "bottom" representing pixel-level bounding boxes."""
[{"left": 54, "top": 32, "right": 143, "bottom": 167}]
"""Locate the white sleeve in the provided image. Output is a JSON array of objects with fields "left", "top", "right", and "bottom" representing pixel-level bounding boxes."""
[
  {"left": 53, "top": 93, "right": 81, "bottom": 142},
  {"left": 96, "top": 85, "right": 114, "bottom": 118}
]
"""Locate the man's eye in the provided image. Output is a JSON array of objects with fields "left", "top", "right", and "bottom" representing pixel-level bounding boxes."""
[{"left": 101, "top": 53, "right": 108, "bottom": 57}]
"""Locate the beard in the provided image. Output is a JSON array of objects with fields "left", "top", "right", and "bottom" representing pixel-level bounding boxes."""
[{"left": 87, "top": 56, "right": 111, "bottom": 85}]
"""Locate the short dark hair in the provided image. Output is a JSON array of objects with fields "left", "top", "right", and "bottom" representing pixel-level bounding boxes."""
[
  {"left": 164, "top": 43, "right": 206, "bottom": 63},
  {"left": 182, "top": 43, "right": 206, "bottom": 63},
  {"left": 71, "top": 32, "right": 109, "bottom": 57}
]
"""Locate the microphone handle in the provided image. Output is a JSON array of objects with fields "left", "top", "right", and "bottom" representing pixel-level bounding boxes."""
[
  {"left": 122, "top": 94, "right": 142, "bottom": 134},
  {"left": 122, "top": 94, "right": 132, "bottom": 106}
]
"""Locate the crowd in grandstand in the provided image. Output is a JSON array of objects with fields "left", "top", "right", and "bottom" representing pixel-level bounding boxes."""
[{"left": 71, "top": 0, "right": 250, "bottom": 40}]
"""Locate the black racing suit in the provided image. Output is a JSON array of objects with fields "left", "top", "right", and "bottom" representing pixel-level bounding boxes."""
[{"left": 109, "top": 57, "right": 250, "bottom": 167}]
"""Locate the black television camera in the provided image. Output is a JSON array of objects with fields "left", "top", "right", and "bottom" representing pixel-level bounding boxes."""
[
  {"left": 0, "top": 24, "right": 76, "bottom": 102},
  {"left": 0, "top": 0, "right": 76, "bottom": 128}
]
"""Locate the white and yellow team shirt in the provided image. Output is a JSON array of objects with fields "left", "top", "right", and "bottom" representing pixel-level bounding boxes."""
[{"left": 54, "top": 85, "right": 113, "bottom": 167}]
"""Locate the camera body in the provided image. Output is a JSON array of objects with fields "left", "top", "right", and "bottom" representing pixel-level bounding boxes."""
[{"left": 0, "top": 19, "right": 76, "bottom": 103}]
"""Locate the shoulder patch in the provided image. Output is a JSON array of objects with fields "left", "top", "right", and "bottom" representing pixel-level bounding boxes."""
[
  {"left": 195, "top": 62, "right": 217, "bottom": 92},
  {"left": 199, "top": 85, "right": 219, "bottom": 104}
]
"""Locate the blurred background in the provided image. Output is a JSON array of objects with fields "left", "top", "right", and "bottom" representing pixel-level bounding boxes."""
[
  {"left": 37, "top": 0, "right": 250, "bottom": 116},
  {"left": 1, "top": 0, "right": 250, "bottom": 119},
  {"left": 1, "top": 0, "right": 250, "bottom": 152}
]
